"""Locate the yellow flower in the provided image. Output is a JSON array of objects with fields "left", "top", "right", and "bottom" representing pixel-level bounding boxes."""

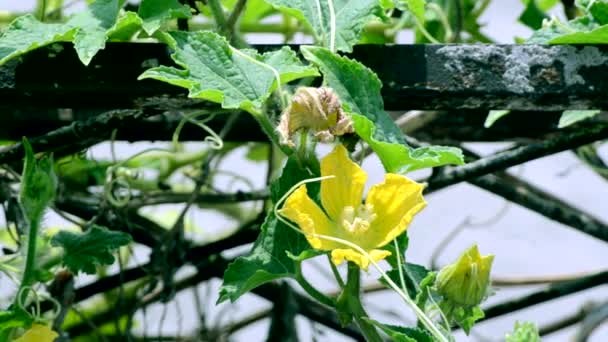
[
  {"left": 278, "top": 144, "right": 426, "bottom": 270},
  {"left": 436, "top": 245, "right": 494, "bottom": 307},
  {"left": 15, "top": 324, "right": 58, "bottom": 342}
]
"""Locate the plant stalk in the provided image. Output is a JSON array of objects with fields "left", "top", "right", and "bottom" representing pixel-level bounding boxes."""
[{"left": 345, "top": 262, "right": 383, "bottom": 342}]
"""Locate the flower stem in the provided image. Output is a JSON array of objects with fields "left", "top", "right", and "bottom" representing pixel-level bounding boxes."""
[
  {"left": 13, "top": 218, "right": 40, "bottom": 308},
  {"left": 295, "top": 263, "right": 335, "bottom": 307},
  {"left": 345, "top": 262, "right": 383, "bottom": 342}
]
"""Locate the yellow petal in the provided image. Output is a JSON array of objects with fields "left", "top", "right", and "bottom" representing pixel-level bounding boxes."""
[
  {"left": 330, "top": 248, "right": 391, "bottom": 271},
  {"left": 278, "top": 185, "right": 340, "bottom": 250},
  {"left": 15, "top": 324, "right": 59, "bottom": 342},
  {"left": 365, "top": 174, "right": 426, "bottom": 248},
  {"left": 320, "top": 144, "right": 367, "bottom": 221}
]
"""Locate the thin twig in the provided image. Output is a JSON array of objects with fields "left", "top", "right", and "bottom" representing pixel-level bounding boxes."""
[
  {"left": 478, "top": 271, "right": 608, "bottom": 324},
  {"left": 427, "top": 124, "right": 608, "bottom": 192},
  {"left": 126, "top": 189, "right": 269, "bottom": 209}
]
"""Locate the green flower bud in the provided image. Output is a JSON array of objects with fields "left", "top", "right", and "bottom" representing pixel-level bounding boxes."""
[
  {"left": 19, "top": 138, "right": 57, "bottom": 225},
  {"left": 505, "top": 321, "right": 540, "bottom": 342},
  {"left": 436, "top": 244, "right": 494, "bottom": 307}
]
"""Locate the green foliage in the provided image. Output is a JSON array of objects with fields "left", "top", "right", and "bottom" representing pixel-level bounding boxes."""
[
  {"left": 51, "top": 225, "right": 132, "bottom": 274},
  {"left": 364, "top": 319, "right": 433, "bottom": 342},
  {"left": 218, "top": 158, "right": 317, "bottom": 303},
  {"left": 590, "top": 0, "right": 608, "bottom": 25},
  {"left": 505, "top": 321, "right": 541, "bottom": 342},
  {"left": 301, "top": 46, "right": 464, "bottom": 173},
  {"left": 0, "top": 309, "right": 33, "bottom": 336},
  {"left": 138, "top": 0, "right": 192, "bottom": 35},
  {"left": 527, "top": 1, "right": 608, "bottom": 44},
  {"left": 68, "top": 0, "right": 122, "bottom": 64},
  {"left": 446, "top": 305, "right": 485, "bottom": 334},
  {"left": 558, "top": 110, "right": 601, "bottom": 128},
  {"left": 0, "top": 0, "right": 132, "bottom": 66},
  {"left": 0, "top": 15, "right": 75, "bottom": 66},
  {"left": 107, "top": 12, "right": 143, "bottom": 41},
  {"left": 264, "top": 0, "right": 386, "bottom": 52},
  {"left": 384, "top": 262, "right": 431, "bottom": 299},
  {"left": 398, "top": 0, "right": 427, "bottom": 24},
  {"left": 383, "top": 233, "right": 409, "bottom": 269},
  {"left": 518, "top": 0, "right": 548, "bottom": 30},
  {"left": 139, "top": 31, "right": 317, "bottom": 115},
  {"left": 20, "top": 139, "right": 56, "bottom": 225}
]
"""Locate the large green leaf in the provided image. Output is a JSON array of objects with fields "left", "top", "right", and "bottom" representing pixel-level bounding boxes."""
[
  {"left": 68, "top": 0, "right": 121, "bottom": 64},
  {"left": 138, "top": 0, "right": 192, "bottom": 35},
  {"left": 0, "top": 0, "right": 131, "bottom": 66},
  {"left": 264, "top": 0, "right": 385, "bottom": 52},
  {"left": 526, "top": 15, "right": 608, "bottom": 44},
  {"left": 218, "top": 158, "right": 317, "bottom": 303},
  {"left": 139, "top": 31, "right": 318, "bottom": 115},
  {"left": 0, "top": 15, "right": 75, "bottom": 66},
  {"left": 301, "top": 46, "right": 463, "bottom": 173},
  {"left": 51, "top": 225, "right": 132, "bottom": 274}
]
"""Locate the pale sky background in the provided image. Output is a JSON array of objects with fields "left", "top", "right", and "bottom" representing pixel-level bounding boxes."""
[{"left": 1, "top": 0, "right": 607, "bottom": 341}]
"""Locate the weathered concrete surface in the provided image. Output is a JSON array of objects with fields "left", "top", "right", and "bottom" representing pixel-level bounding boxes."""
[{"left": 2, "top": 43, "right": 608, "bottom": 113}]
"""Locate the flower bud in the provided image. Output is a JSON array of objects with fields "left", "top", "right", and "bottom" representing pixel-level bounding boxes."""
[
  {"left": 436, "top": 245, "right": 494, "bottom": 307},
  {"left": 277, "top": 87, "right": 353, "bottom": 147}
]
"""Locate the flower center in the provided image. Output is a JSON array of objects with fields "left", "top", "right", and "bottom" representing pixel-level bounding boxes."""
[{"left": 340, "top": 204, "right": 377, "bottom": 234}]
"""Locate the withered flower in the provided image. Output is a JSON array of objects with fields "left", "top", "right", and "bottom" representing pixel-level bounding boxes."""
[{"left": 277, "top": 87, "right": 353, "bottom": 147}]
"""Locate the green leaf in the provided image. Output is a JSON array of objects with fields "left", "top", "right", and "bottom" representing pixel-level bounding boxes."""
[
  {"left": 549, "top": 24, "right": 608, "bottom": 43},
  {"left": 0, "top": 309, "right": 33, "bottom": 335},
  {"left": 505, "top": 321, "right": 541, "bottom": 342},
  {"left": 449, "top": 305, "right": 485, "bottom": 334},
  {"left": 398, "top": 0, "right": 426, "bottom": 24},
  {"left": 20, "top": 138, "right": 57, "bottom": 224},
  {"left": 0, "top": 15, "right": 76, "bottom": 66},
  {"left": 218, "top": 158, "right": 317, "bottom": 303},
  {"left": 66, "top": 0, "right": 121, "bottom": 65},
  {"left": 301, "top": 46, "right": 464, "bottom": 173},
  {"left": 138, "top": 0, "right": 192, "bottom": 35},
  {"left": 590, "top": 0, "right": 608, "bottom": 25},
  {"left": 51, "top": 225, "right": 132, "bottom": 274},
  {"left": 484, "top": 110, "right": 511, "bottom": 128},
  {"left": 518, "top": 0, "right": 548, "bottom": 30},
  {"left": 383, "top": 233, "right": 409, "bottom": 269},
  {"left": 139, "top": 31, "right": 317, "bottom": 115},
  {"left": 264, "top": 0, "right": 386, "bottom": 52},
  {"left": 198, "top": 0, "right": 277, "bottom": 25},
  {"left": 384, "top": 262, "right": 430, "bottom": 299},
  {"left": 107, "top": 11, "right": 144, "bottom": 41},
  {"left": 245, "top": 143, "right": 270, "bottom": 162},
  {"left": 526, "top": 14, "right": 608, "bottom": 44},
  {"left": 364, "top": 319, "right": 433, "bottom": 342},
  {"left": 0, "top": 0, "right": 125, "bottom": 66},
  {"left": 558, "top": 110, "right": 601, "bottom": 128}
]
